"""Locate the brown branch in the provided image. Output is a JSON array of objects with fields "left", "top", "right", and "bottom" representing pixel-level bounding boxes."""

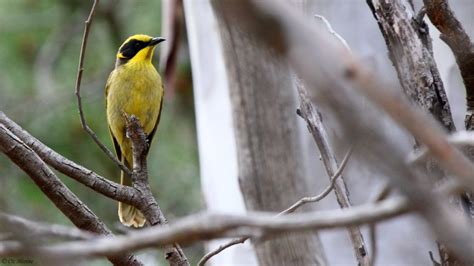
[
  {"left": 297, "top": 77, "right": 369, "bottom": 264},
  {"left": 2, "top": 197, "right": 410, "bottom": 260},
  {"left": 215, "top": 0, "right": 474, "bottom": 262},
  {"left": 423, "top": 0, "right": 474, "bottom": 113},
  {"left": 125, "top": 115, "right": 189, "bottom": 266},
  {"left": 198, "top": 148, "right": 352, "bottom": 265},
  {"left": 295, "top": 15, "right": 368, "bottom": 264},
  {"left": 0, "top": 212, "right": 95, "bottom": 241},
  {"left": 73, "top": 0, "right": 131, "bottom": 176},
  {"left": 0, "top": 111, "right": 137, "bottom": 204},
  {"left": 0, "top": 110, "right": 188, "bottom": 264},
  {"left": 366, "top": 2, "right": 463, "bottom": 262},
  {"left": 198, "top": 237, "right": 247, "bottom": 266},
  {"left": 279, "top": 148, "right": 352, "bottom": 215},
  {"left": 367, "top": 0, "right": 455, "bottom": 132},
  {"left": 0, "top": 124, "right": 141, "bottom": 265}
]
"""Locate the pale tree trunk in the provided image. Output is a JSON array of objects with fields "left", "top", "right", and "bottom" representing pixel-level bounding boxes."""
[
  {"left": 210, "top": 1, "right": 327, "bottom": 265},
  {"left": 183, "top": 0, "right": 258, "bottom": 265}
]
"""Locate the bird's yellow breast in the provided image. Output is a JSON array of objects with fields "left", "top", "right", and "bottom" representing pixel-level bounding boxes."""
[{"left": 106, "top": 62, "right": 163, "bottom": 162}]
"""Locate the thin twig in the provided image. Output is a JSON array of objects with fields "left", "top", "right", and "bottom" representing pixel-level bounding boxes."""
[
  {"left": 368, "top": 184, "right": 391, "bottom": 266},
  {"left": 73, "top": 0, "right": 131, "bottom": 176},
  {"left": 279, "top": 148, "right": 352, "bottom": 215},
  {"left": 198, "top": 148, "right": 352, "bottom": 266}
]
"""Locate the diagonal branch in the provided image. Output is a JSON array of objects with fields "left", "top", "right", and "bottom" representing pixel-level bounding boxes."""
[
  {"left": 423, "top": 0, "right": 474, "bottom": 113},
  {"left": 0, "top": 111, "right": 137, "bottom": 204},
  {"left": 295, "top": 15, "right": 369, "bottom": 264},
  {"left": 215, "top": 0, "right": 474, "bottom": 262},
  {"left": 0, "top": 124, "right": 141, "bottom": 266}
]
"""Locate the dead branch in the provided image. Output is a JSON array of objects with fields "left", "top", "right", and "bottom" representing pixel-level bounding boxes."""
[
  {"left": 0, "top": 212, "right": 95, "bottom": 241},
  {"left": 297, "top": 75, "right": 369, "bottom": 264},
  {"left": 409, "top": 131, "right": 474, "bottom": 164},
  {"left": 2, "top": 197, "right": 409, "bottom": 260},
  {"left": 125, "top": 115, "right": 189, "bottom": 266},
  {"left": 0, "top": 109, "right": 189, "bottom": 265},
  {"left": 423, "top": 0, "right": 474, "bottom": 114},
  {"left": 73, "top": 0, "right": 131, "bottom": 175},
  {"left": 0, "top": 111, "right": 137, "bottom": 204},
  {"left": 215, "top": 0, "right": 474, "bottom": 262},
  {"left": 279, "top": 148, "right": 352, "bottom": 215},
  {"left": 367, "top": 0, "right": 455, "bottom": 132},
  {"left": 0, "top": 124, "right": 141, "bottom": 265},
  {"left": 198, "top": 148, "right": 352, "bottom": 265}
]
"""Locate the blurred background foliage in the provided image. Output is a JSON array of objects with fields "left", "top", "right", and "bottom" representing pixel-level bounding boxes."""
[{"left": 0, "top": 0, "right": 203, "bottom": 264}]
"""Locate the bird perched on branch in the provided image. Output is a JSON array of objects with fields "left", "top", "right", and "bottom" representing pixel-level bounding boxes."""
[{"left": 105, "top": 34, "right": 165, "bottom": 227}]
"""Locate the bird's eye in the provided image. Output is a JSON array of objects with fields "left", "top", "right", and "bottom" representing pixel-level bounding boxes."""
[{"left": 135, "top": 42, "right": 141, "bottom": 47}]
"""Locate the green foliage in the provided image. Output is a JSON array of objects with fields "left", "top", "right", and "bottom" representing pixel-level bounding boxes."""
[{"left": 0, "top": 0, "right": 203, "bottom": 264}]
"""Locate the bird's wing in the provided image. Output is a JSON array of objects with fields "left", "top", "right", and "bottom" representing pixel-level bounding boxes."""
[
  {"left": 146, "top": 87, "right": 164, "bottom": 146},
  {"left": 105, "top": 70, "right": 122, "bottom": 161}
]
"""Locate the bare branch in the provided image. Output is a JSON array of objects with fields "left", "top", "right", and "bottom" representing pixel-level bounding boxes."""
[
  {"left": 199, "top": 148, "right": 352, "bottom": 265},
  {"left": 0, "top": 212, "right": 95, "bottom": 241},
  {"left": 423, "top": 0, "right": 474, "bottom": 114},
  {"left": 409, "top": 131, "right": 474, "bottom": 164},
  {"left": 198, "top": 237, "right": 247, "bottom": 266},
  {"left": 295, "top": 15, "right": 369, "bottom": 263},
  {"left": 279, "top": 148, "right": 352, "bottom": 215},
  {"left": 368, "top": 184, "right": 390, "bottom": 266},
  {"left": 367, "top": 0, "right": 455, "bottom": 132},
  {"left": 73, "top": 0, "right": 131, "bottom": 176},
  {"left": 2, "top": 197, "right": 410, "bottom": 260},
  {"left": 0, "top": 111, "right": 138, "bottom": 204},
  {"left": 125, "top": 115, "right": 189, "bottom": 266},
  {"left": 0, "top": 124, "right": 141, "bottom": 265},
  {"left": 214, "top": 0, "right": 474, "bottom": 261}
]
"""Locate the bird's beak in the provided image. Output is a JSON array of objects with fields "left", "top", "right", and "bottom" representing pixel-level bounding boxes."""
[{"left": 149, "top": 37, "right": 166, "bottom": 46}]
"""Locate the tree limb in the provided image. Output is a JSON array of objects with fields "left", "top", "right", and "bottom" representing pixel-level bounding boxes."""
[
  {"left": 125, "top": 115, "right": 189, "bottom": 266},
  {"left": 215, "top": 0, "right": 474, "bottom": 262},
  {"left": 198, "top": 148, "right": 352, "bottom": 265},
  {"left": 0, "top": 124, "right": 141, "bottom": 265},
  {"left": 423, "top": 0, "right": 474, "bottom": 113},
  {"left": 2, "top": 197, "right": 410, "bottom": 260},
  {"left": 0, "top": 212, "right": 95, "bottom": 241},
  {"left": 0, "top": 111, "right": 138, "bottom": 204}
]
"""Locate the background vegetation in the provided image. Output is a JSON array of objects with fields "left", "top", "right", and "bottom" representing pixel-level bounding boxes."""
[{"left": 0, "top": 0, "right": 203, "bottom": 264}]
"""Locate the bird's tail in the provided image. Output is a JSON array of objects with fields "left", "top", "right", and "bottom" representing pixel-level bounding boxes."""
[{"left": 118, "top": 160, "right": 146, "bottom": 228}]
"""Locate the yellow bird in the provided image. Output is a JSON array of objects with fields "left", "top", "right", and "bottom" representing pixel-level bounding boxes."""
[{"left": 105, "top": 34, "right": 165, "bottom": 227}]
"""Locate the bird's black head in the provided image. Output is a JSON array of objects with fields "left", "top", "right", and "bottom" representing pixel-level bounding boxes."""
[{"left": 116, "top": 34, "right": 165, "bottom": 65}]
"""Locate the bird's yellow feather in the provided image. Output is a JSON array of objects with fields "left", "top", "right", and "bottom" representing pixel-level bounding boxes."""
[{"left": 105, "top": 34, "right": 164, "bottom": 227}]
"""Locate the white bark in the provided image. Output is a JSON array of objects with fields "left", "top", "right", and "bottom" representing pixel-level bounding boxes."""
[{"left": 183, "top": 1, "right": 257, "bottom": 265}]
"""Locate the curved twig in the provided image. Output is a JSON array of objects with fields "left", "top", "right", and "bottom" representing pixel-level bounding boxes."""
[
  {"left": 198, "top": 148, "right": 352, "bottom": 266},
  {"left": 73, "top": 0, "right": 131, "bottom": 176}
]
